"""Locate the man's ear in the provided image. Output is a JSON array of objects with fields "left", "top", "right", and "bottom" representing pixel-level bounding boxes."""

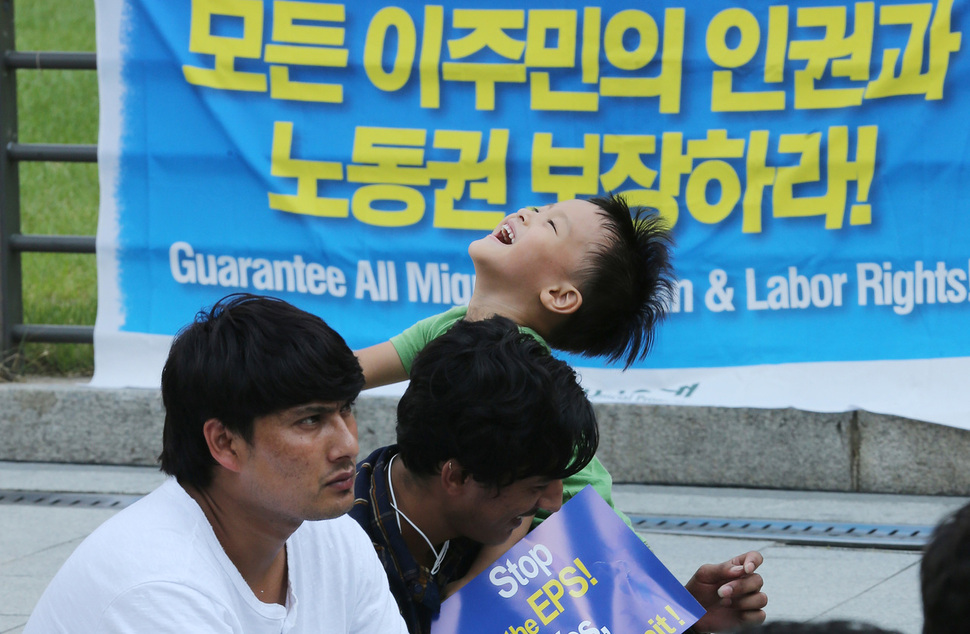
[
  {"left": 540, "top": 283, "right": 583, "bottom": 316},
  {"left": 202, "top": 418, "right": 245, "bottom": 473},
  {"left": 440, "top": 459, "right": 469, "bottom": 496}
]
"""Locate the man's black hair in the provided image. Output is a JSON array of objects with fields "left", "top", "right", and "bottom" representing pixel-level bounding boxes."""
[
  {"left": 547, "top": 192, "right": 675, "bottom": 368},
  {"left": 396, "top": 316, "right": 598, "bottom": 489},
  {"left": 159, "top": 293, "right": 363, "bottom": 489},
  {"left": 921, "top": 501, "right": 970, "bottom": 634}
]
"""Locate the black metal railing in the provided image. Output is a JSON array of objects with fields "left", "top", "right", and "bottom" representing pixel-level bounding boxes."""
[{"left": 1, "top": 1, "right": 97, "bottom": 358}]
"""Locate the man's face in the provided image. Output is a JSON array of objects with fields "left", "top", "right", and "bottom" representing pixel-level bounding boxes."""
[
  {"left": 455, "top": 476, "right": 564, "bottom": 545},
  {"left": 236, "top": 400, "right": 359, "bottom": 525},
  {"left": 468, "top": 198, "right": 610, "bottom": 293}
]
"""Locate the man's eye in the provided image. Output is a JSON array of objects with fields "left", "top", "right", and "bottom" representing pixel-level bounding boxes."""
[{"left": 530, "top": 206, "right": 539, "bottom": 213}]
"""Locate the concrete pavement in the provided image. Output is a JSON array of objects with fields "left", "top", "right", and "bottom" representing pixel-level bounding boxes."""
[{"left": 2, "top": 461, "right": 964, "bottom": 634}]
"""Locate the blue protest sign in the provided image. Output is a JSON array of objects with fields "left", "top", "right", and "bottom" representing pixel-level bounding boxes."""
[{"left": 433, "top": 486, "right": 704, "bottom": 634}]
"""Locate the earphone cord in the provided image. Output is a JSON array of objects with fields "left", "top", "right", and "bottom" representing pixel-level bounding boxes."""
[{"left": 386, "top": 453, "right": 450, "bottom": 575}]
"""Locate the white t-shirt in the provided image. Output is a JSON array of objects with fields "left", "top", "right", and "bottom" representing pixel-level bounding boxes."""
[{"left": 25, "top": 478, "right": 407, "bottom": 634}]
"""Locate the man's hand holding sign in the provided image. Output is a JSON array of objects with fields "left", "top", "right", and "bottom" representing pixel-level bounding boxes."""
[
  {"left": 433, "top": 487, "right": 766, "bottom": 634},
  {"left": 687, "top": 552, "right": 767, "bottom": 632}
]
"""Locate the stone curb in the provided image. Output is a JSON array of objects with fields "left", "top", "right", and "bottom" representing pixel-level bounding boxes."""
[{"left": 2, "top": 381, "right": 967, "bottom": 495}]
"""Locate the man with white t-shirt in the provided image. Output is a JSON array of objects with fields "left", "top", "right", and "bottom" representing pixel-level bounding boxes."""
[{"left": 25, "top": 294, "right": 408, "bottom": 634}]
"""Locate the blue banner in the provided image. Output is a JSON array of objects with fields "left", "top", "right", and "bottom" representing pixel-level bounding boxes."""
[
  {"left": 432, "top": 486, "right": 704, "bottom": 634},
  {"left": 94, "top": 1, "right": 970, "bottom": 427}
]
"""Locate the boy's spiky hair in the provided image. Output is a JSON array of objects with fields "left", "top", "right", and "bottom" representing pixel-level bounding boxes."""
[{"left": 546, "top": 192, "right": 675, "bottom": 368}]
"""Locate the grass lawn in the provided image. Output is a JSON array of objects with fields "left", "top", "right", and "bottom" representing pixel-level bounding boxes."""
[{"left": 8, "top": 1, "right": 98, "bottom": 376}]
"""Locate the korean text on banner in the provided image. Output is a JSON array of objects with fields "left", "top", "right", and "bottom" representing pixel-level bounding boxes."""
[{"left": 93, "top": 1, "right": 970, "bottom": 427}]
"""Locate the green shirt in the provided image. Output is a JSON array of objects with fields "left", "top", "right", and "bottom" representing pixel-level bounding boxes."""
[
  {"left": 390, "top": 306, "right": 635, "bottom": 530},
  {"left": 390, "top": 305, "right": 546, "bottom": 373}
]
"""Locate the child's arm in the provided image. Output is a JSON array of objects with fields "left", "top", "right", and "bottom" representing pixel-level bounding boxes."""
[
  {"left": 442, "top": 515, "right": 534, "bottom": 600},
  {"left": 356, "top": 306, "right": 470, "bottom": 389},
  {"left": 356, "top": 341, "right": 408, "bottom": 389}
]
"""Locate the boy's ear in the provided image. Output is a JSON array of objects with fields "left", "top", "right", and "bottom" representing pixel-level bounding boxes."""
[
  {"left": 202, "top": 418, "right": 246, "bottom": 473},
  {"left": 540, "top": 283, "right": 583, "bottom": 316}
]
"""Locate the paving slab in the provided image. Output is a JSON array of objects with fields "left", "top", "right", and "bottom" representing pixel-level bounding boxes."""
[
  {"left": 0, "top": 615, "right": 26, "bottom": 634},
  {"left": 1, "top": 570, "right": 54, "bottom": 626},
  {"left": 0, "top": 509, "right": 112, "bottom": 567},
  {"left": 3, "top": 540, "right": 87, "bottom": 581},
  {"left": 816, "top": 562, "right": 922, "bottom": 634},
  {"left": 612, "top": 483, "right": 969, "bottom": 527},
  {"left": 0, "top": 461, "right": 165, "bottom": 494},
  {"left": 643, "top": 533, "right": 922, "bottom": 634}
]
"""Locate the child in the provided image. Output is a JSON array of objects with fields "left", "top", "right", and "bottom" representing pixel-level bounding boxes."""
[
  {"left": 359, "top": 192, "right": 675, "bottom": 382},
  {"left": 356, "top": 193, "right": 674, "bottom": 551}
]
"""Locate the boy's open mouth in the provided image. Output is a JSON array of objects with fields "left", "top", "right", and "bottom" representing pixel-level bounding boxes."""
[{"left": 495, "top": 222, "right": 516, "bottom": 245}]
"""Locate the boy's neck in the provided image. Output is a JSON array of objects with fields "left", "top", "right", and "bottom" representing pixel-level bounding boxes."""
[{"left": 465, "top": 291, "right": 559, "bottom": 338}]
